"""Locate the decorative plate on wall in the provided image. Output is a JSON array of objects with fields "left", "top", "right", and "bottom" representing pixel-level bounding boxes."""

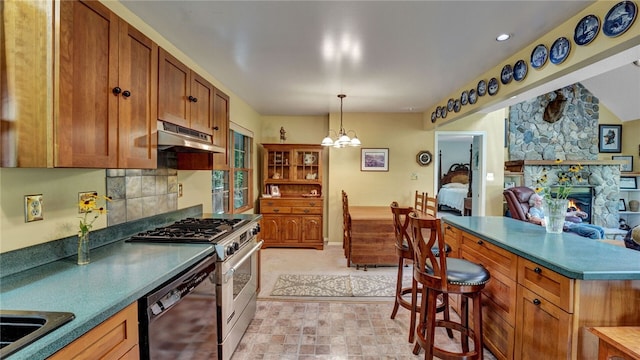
[
  {"left": 574, "top": 14, "right": 600, "bottom": 45},
  {"left": 447, "top": 98, "right": 455, "bottom": 111},
  {"left": 500, "top": 64, "right": 513, "bottom": 84},
  {"left": 416, "top": 150, "right": 433, "bottom": 166},
  {"left": 461, "top": 90, "right": 469, "bottom": 105},
  {"left": 477, "top": 80, "right": 487, "bottom": 96},
  {"left": 530, "top": 44, "right": 548, "bottom": 69},
  {"left": 454, "top": 99, "right": 462, "bottom": 113},
  {"left": 431, "top": 111, "right": 437, "bottom": 123},
  {"left": 513, "top": 60, "right": 528, "bottom": 81},
  {"left": 603, "top": 1, "right": 637, "bottom": 37},
  {"left": 468, "top": 89, "right": 477, "bottom": 104},
  {"left": 441, "top": 106, "right": 448, "bottom": 119},
  {"left": 550, "top": 37, "right": 571, "bottom": 64},
  {"left": 488, "top": 77, "right": 499, "bottom": 96}
]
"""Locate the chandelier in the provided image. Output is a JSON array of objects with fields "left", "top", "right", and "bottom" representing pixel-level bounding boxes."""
[{"left": 321, "top": 94, "right": 361, "bottom": 148}]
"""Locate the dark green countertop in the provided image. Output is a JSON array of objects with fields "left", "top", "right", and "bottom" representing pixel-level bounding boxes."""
[
  {"left": 1, "top": 240, "right": 214, "bottom": 359},
  {"left": 442, "top": 216, "right": 640, "bottom": 280}
]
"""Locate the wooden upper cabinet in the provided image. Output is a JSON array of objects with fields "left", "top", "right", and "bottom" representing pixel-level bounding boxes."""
[
  {"left": 158, "top": 48, "right": 215, "bottom": 135},
  {"left": 56, "top": 0, "right": 157, "bottom": 168}
]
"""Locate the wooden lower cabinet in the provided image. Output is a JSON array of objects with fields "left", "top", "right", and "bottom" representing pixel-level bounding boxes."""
[
  {"left": 515, "top": 285, "right": 572, "bottom": 360},
  {"left": 449, "top": 225, "right": 640, "bottom": 360},
  {"left": 260, "top": 198, "right": 323, "bottom": 249},
  {"left": 49, "top": 302, "right": 139, "bottom": 360}
]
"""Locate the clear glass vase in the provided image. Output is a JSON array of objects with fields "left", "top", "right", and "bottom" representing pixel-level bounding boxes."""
[
  {"left": 77, "top": 233, "right": 90, "bottom": 265},
  {"left": 543, "top": 198, "right": 568, "bottom": 234}
]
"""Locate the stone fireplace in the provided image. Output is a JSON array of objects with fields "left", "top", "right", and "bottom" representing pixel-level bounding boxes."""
[
  {"left": 519, "top": 160, "right": 621, "bottom": 228},
  {"left": 564, "top": 186, "right": 594, "bottom": 224}
]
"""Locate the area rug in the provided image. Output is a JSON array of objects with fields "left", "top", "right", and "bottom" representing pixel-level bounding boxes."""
[{"left": 270, "top": 274, "right": 401, "bottom": 297}]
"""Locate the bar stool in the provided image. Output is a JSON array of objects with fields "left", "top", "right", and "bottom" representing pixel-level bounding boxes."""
[
  {"left": 409, "top": 213, "right": 490, "bottom": 359},
  {"left": 389, "top": 202, "right": 451, "bottom": 343}
]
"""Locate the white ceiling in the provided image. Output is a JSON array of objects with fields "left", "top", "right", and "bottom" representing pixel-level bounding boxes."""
[{"left": 120, "top": 0, "right": 640, "bottom": 121}]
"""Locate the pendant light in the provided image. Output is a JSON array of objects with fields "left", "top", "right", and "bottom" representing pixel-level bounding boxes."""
[{"left": 321, "top": 94, "right": 361, "bottom": 148}]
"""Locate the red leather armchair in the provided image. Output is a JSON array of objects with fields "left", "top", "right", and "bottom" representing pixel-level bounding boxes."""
[{"left": 503, "top": 186, "right": 535, "bottom": 222}]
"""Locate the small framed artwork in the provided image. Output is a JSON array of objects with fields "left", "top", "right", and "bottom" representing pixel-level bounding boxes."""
[
  {"left": 505, "top": 181, "right": 516, "bottom": 189},
  {"left": 619, "top": 199, "right": 627, "bottom": 212},
  {"left": 612, "top": 155, "right": 633, "bottom": 172},
  {"left": 598, "top": 124, "right": 622, "bottom": 153},
  {"left": 620, "top": 177, "right": 638, "bottom": 189},
  {"left": 361, "top": 148, "right": 389, "bottom": 172},
  {"left": 270, "top": 185, "right": 281, "bottom": 197}
]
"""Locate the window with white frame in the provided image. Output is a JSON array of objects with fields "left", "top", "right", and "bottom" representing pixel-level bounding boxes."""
[{"left": 212, "top": 124, "right": 253, "bottom": 214}]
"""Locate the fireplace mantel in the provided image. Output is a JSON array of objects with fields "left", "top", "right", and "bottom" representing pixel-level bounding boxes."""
[{"left": 505, "top": 160, "right": 623, "bottom": 172}]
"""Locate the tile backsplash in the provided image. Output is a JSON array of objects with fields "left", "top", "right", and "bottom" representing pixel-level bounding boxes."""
[{"left": 106, "top": 152, "right": 179, "bottom": 225}]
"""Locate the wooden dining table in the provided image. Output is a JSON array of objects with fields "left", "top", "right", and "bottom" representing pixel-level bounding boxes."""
[{"left": 346, "top": 206, "right": 434, "bottom": 270}]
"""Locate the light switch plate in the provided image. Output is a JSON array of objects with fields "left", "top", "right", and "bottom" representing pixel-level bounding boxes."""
[{"left": 24, "top": 194, "right": 44, "bottom": 222}]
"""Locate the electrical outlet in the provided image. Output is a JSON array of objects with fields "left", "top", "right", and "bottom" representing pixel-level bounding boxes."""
[
  {"left": 24, "top": 194, "right": 44, "bottom": 222},
  {"left": 178, "top": 183, "right": 183, "bottom": 197}
]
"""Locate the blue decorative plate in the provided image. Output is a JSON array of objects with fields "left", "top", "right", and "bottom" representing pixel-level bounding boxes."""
[
  {"left": 454, "top": 99, "right": 461, "bottom": 113},
  {"left": 477, "top": 80, "right": 487, "bottom": 96},
  {"left": 441, "top": 106, "right": 448, "bottom": 119},
  {"left": 436, "top": 106, "right": 442, "bottom": 118},
  {"left": 574, "top": 14, "right": 600, "bottom": 45},
  {"left": 513, "top": 60, "right": 528, "bottom": 81},
  {"left": 530, "top": 44, "right": 548, "bottom": 69},
  {"left": 468, "top": 89, "right": 477, "bottom": 104},
  {"left": 488, "top": 77, "right": 499, "bottom": 96},
  {"left": 447, "top": 98, "right": 455, "bottom": 111},
  {"left": 550, "top": 37, "right": 571, "bottom": 64},
  {"left": 431, "top": 111, "right": 436, "bottom": 123},
  {"left": 603, "top": 1, "right": 637, "bottom": 37},
  {"left": 501, "top": 64, "right": 513, "bottom": 84},
  {"left": 461, "top": 90, "right": 469, "bottom": 105}
]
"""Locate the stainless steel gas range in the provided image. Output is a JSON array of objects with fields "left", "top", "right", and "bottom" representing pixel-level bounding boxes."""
[{"left": 129, "top": 215, "right": 262, "bottom": 360}]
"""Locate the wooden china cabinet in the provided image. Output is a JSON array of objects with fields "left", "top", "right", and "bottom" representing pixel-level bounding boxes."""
[{"left": 259, "top": 144, "right": 324, "bottom": 249}]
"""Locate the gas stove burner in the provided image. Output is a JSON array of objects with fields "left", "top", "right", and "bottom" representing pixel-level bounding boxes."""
[
  {"left": 174, "top": 218, "right": 248, "bottom": 228},
  {"left": 129, "top": 225, "right": 227, "bottom": 243}
]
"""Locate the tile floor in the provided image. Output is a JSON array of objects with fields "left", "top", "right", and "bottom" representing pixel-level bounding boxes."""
[{"left": 231, "top": 244, "right": 497, "bottom": 359}]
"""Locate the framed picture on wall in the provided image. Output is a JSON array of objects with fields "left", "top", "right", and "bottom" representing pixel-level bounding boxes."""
[
  {"left": 612, "top": 155, "right": 633, "bottom": 172},
  {"left": 361, "top": 148, "right": 389, "bottom": 171},
  {"left": 620, "top": 177, "right": 638, "bottom": 190},
  {"left": 598, "top": 124, "right": 622, "bottom": 153},
  {"left": 619, "top": 199, "right": 626, "bottom": 211}
]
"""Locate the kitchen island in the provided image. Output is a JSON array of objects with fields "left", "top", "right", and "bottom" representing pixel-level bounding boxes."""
[{"left": 442, "top": 216, "right": 640, "bottom": 360}]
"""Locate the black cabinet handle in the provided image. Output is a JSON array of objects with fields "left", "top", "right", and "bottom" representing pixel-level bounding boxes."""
[
  {"left": 188, "top": 95, "right": 198, "bottom": 102},
  {"left": 477, "top": 240, "right": 484, "bottom": 245},
  {"left": 303, "top": 209, "right": 309, "bottom": 214},
  {"left": 533, "top": 299, "right": 541, "bottom": 305},
  {"left": 112, "top": 87, "right": 121, "bottom": 95},
  {"left": 213, "top": 126, "right": 219, "bottom": 130},
  {"left": 446, "top": 225, "right": 451, "bottom": 230},
  {"left": 122, "top": 90, "right": 131, "bottom": 98},
  {"left": 534, "top": 267, "right": 542, "bottom": 274},
  {"left": 273, "top": 209, "right": 279, "bottom": 213}
]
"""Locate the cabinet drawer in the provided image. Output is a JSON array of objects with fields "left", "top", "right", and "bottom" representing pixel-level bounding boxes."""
[
  {"left": 462, "top": 249, "right": 517, "bottom": 326},
  {"left": 517, "top": 257, "right": 574, "bottom": 312},
  {"left": 443, "top": 224, "right": 462, "bottom": 257},
  {"left": 461, "top": 233, "right": 517, "bottom": 280},
  {"left": 291, "top": 207, "right": 323, "bottom": 215},
  {"left": 260, "top": 206, "right": 292, "bottom": 214},
  {"left": 260, "top": 199, "right": 322, "bottom": 207}
]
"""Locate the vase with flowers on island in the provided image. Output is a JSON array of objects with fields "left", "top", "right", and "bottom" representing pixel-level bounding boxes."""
[
  {"left": 77, "top": 192, "right": 111, "bottom": 265},
  {"left": 532, "top": 160, "right": 586, "bottom": 234}
]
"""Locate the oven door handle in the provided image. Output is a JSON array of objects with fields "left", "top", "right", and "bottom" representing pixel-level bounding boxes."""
[{"left": 224, "top": 240, "right": 264, "bottom": 283}]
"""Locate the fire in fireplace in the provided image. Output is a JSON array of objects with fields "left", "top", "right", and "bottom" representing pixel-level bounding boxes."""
[{"left": 559, "top": 186, "right": 594, "bottom": 224}]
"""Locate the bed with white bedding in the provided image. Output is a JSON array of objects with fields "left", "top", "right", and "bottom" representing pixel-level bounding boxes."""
[
  {"left": 437, "top": 183, "right": 469, "bottom": 213},
  {"left": 437, "top": 147, "right": 472, "bottom": 214}
]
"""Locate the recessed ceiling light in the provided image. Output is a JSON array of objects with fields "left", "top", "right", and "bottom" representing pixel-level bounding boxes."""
[{"left": 496, "top": 33, "right": 511, "bottom": 42}]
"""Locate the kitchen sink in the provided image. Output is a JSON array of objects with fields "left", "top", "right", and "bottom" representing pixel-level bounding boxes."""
[{"left": 0, "top": 310, "right": 75, "bottom": 358}]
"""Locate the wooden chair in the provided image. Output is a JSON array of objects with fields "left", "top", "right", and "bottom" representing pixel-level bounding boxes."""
[
  {"left": 390, "top": 203, "right": 451, "bottom": 343},
  {"left": 425, "top": 195, "right": 438, "bottom": 217},
  {"left": 414, "top": 191, "right": 426, "bottom": 213},
  {"left": 409, "top": 214, "right": 490, "bottom": 359},
  {"left": 342, "top": 190, "right": 352, "bottom": 266}
]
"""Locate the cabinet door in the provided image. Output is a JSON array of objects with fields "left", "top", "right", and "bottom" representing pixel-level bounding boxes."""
[
  {"left": 260, "top": 215, "right": 281, "bottom": 245},
  {"left": 189, "top": 72, "right": 214, "bottom": 135},
  {"left": 117, "top": 21, "right": 157, "bottom": 169},
  {"left": 301, "top": 216, "right": 322, "bottom": 244},
  {"left": 56, "top": 0, "right": 118, "bottom": 168},
  {"left": 282, "top": 216, "right": 302, "bottom": 244},
  {"left": 515, "top": 285, "right": 572, "bottom": 360},
  {"left": 158, "top": 48, "right": 190, "bottom": 128},
  {"left": 212, "top": 87, "right": 229, "bottom": 165}
]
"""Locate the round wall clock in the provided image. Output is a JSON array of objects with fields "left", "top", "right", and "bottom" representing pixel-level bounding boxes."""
[{"left": 416, "top": 150, "right": 433, "bottom": 166}]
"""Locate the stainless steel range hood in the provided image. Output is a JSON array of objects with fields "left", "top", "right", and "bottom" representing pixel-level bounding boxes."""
[{"left": 157, "top": 121, "right": 224, "bottom": 153}]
